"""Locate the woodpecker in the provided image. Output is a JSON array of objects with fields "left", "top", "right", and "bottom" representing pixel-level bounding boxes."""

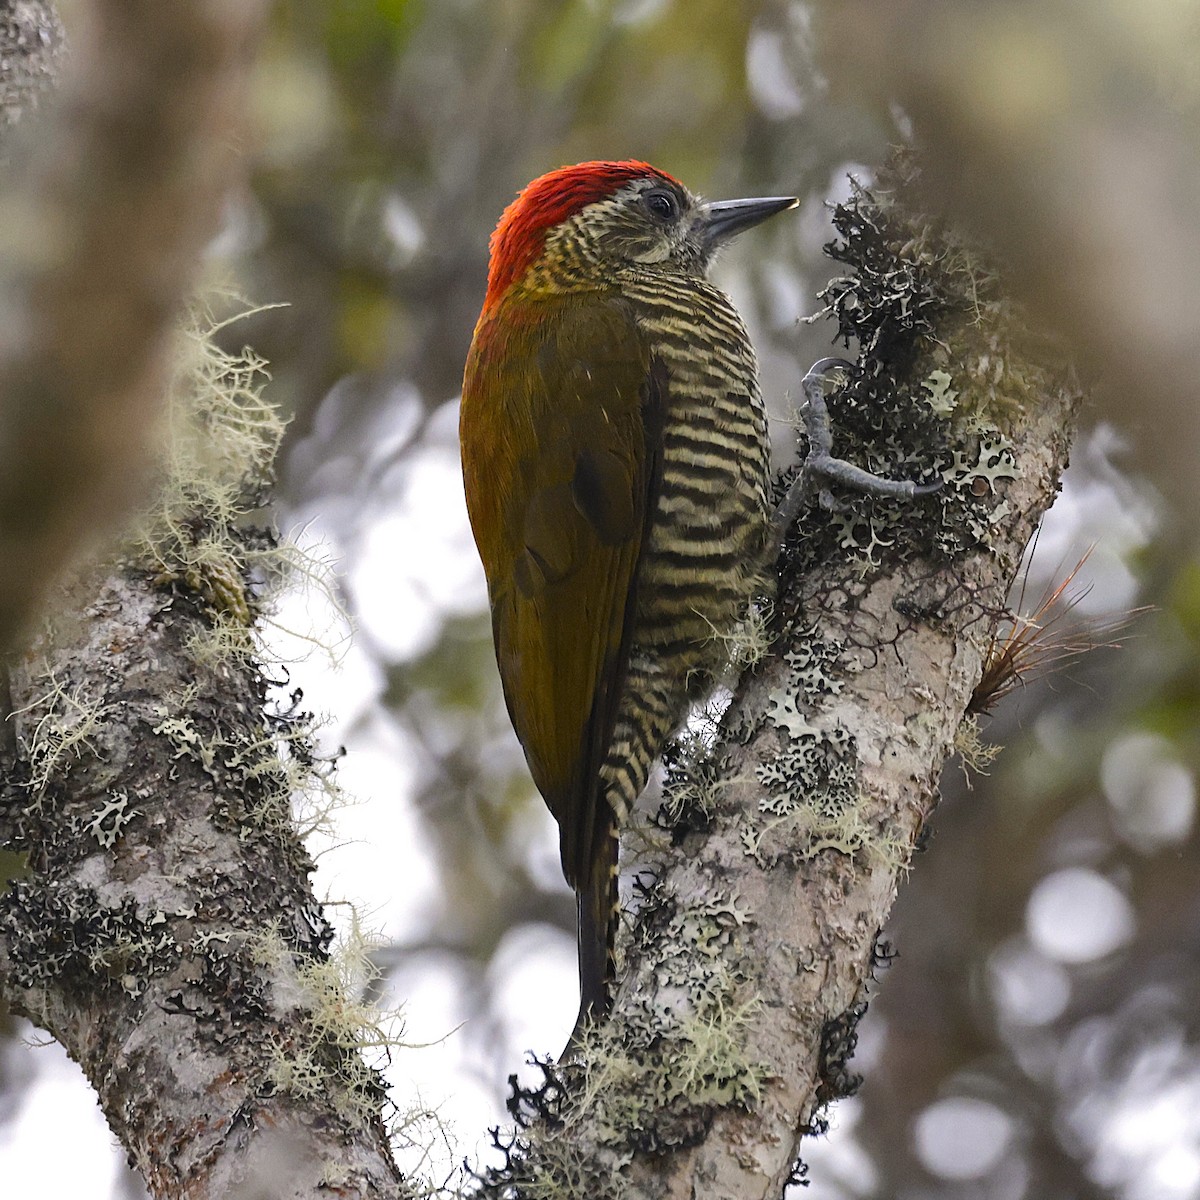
[{"left": 460, "top": 160, "right": 797, "bottom": 1037}]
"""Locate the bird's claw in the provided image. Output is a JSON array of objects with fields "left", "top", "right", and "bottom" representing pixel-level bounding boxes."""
[{"left": 774, "top": 357, "right": 941, "bottom": 540}]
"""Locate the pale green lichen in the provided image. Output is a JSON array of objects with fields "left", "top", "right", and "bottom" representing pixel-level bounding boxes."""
[
  {"left": 258, "top": 916, "right": 448, "bottom": 1193},
  {"left": 13, "top": 672, "right": 113, "bottom": 798},
  {"left": 580, "top": 986, "right": 765, "bottom": 1146},
  {"left": 472, "top": 885, "right": 767, "bottom": 1197},
  {"left": 654, "top": 726, "right": 728, "bottom": 832},
  {"left": 84, "top": 789, "right": 139, "bottom": 850},
  {"left": 124, "top": 297, "right": 344, "bottom": 659},
  {"left": 152, "top": 689, "right": 218, "bottom": 771},
  {"left": 131, "top": 300, "right": 288, "bottom": 625},
  {"left": 151, "top": 684, "right": 343, "bottom": 845},
  {"left": 743, "top": 719, "right": 873, "bottom": 865},
  {"left": 953, "top": 712, "right": 1002, "bottom": 782},
  {"left": 712, "top": 597, "right": 775, "bottom": 678},
  {"left": 783, "top": 625, "right": 847, "bottom": 696},
  {"left": 923, "top": 368, "right": 958, "bottom": 416},
  {"left": 253, "top": 914, "right": 408, "bottom": 1131},
  {"left": 592, "top": 884, "right": 766, "bottom": 1150}
]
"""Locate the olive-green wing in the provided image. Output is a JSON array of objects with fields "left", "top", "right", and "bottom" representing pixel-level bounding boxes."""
[{"left": 460, "top": 292, "right": 665, "bottom": 892}]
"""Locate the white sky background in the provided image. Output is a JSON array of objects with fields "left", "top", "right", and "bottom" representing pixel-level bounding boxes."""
[{"left": 0, "top": 265, "right": 1194, "bottom": 1197}]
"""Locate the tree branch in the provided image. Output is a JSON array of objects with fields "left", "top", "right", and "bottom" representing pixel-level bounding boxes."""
[
  {"left": 0, "top": 319, "right": 413, "bottom": 1198},
  {"left": 0, "top": 0, "right": 267, "bottom": 651},
  {"left": 472, "top": 158, "right": 1079, "bottom": 1197},
  {"left": 0, "top": 7, "right": 442, "bottom": 1194}
]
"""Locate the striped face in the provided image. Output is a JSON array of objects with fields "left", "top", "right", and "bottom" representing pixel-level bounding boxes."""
[
  {"left": 542, "top": 175, "right": 709, "bottom": 275},
  {"left": 483, "top": 160, "right": 798, "bottom": 309},
  {"left": 483, "top": 160, "right": 685, "bottom": 311}
]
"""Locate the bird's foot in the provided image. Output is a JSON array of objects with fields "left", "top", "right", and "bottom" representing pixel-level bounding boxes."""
[{"left": 774, "top": 356, "right": 941, "bottom": 539}]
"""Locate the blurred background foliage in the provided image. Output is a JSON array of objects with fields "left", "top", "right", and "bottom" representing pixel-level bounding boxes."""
[{"left": 3, "top": 1, "right": 1200, "bottom": 1197}]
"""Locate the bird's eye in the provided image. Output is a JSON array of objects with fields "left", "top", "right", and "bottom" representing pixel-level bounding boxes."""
[{"left": 643, "top": 188, "right": 679, "bottom": 221}]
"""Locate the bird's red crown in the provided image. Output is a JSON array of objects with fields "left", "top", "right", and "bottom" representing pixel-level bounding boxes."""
[{"left": 483, "top": 160, "right": 681, "bottom": 312}]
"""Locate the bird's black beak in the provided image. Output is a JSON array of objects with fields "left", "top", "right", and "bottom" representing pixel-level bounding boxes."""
[{"left": 700, "top": 195, "right": 798, "bottom": 252}]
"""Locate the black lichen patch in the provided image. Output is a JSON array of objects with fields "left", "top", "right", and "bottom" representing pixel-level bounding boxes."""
[
  {"left": 869, "top": 933, "right": 898, "bottom": 980},
  {"left": 815, "top": 1000, "right": 867, "bottom": 1108},
  {"left": 782, "top": 1155, "right": 811, "bottom": 1193},
  {"left": 791, "top": 999, "right": 869, "bottom": 1164},
  {"left": 505, "top": 1055, "right": 571, "bottom": 1133},
  {"left": 778, "top": 154, "right": 1046, "bottom": 625},
  {"left": 196, "top": 935, "right": 271, "bottom": 1024},
  {"left": 742, "top": 720, "right": 869, "bottom": 867},
  {"left": 466, "top": 1057, "right": 621, "bottom": 1200},
  {"left": 0, "top": 880, "right": 177, "bottom": 997}
]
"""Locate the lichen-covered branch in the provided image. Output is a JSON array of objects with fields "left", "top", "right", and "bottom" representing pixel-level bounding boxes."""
[
  {"left": 0, "top": 12, "right": 423, "bottom": 1193},
  {"left": 470, "top": 158, "right": 1079, "bottom": 1198},
  {"left": 0, "top": 0, "right": 268, "bottom": 651},
  {"left": 0, "top": 320, "right": 411, "bottom": 1200}
]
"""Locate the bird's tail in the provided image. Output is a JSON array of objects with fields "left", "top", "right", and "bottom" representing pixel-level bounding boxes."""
[{"left": 569, "top": 821, "right": 619, "bottom": 1048}]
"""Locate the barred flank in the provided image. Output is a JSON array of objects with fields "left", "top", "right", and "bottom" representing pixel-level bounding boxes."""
[
  {"left": 602, "top": 275, "right": 771, "bottom": 836},
  {"left": 561, "top": 263, "right": 772, "bottom": 1029}
]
